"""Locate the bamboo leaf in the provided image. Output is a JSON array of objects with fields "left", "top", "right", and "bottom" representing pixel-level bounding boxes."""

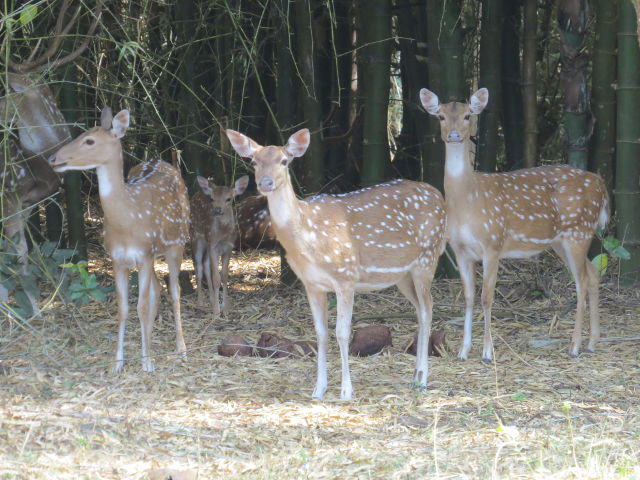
[
  {"left": 592, "top": 253, "right": 609, "bottom": 276},
  {"left": 19, "top": 5, "right": 38, "bottom": 25}
]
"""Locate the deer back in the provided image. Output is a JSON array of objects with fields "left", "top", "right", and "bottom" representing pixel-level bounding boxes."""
[
  {"left": 121, "top": 159, "right": 190, "bottom": 254},
  {"left": 235, "top": 195, "right": 277, "bottom": 250},
  {"left": 0, "top": 74, "right": 71, "bottom": 159}
]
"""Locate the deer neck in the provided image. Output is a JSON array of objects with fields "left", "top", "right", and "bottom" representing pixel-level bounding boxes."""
[
  {"left": 443, "top": 139, "right": 477, "bottom": 196},
  {"left": 264, "top": 172, "right": 302, "bottom": 241},
  {"left": 94, "top": 149, "right": 129, "bottom": 222}
]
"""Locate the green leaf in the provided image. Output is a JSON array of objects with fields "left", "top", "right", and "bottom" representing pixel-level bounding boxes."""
[
  {"left": 19, "top": 5, "right": 38, "bottom": 26},
  {"left": 591, "top": 253, "right": 608, "bottom": 276},
  {"left": 70, "top": 291, "right": 86, "bottom": 300},
  {"left": 603, "top": 236, "right": 621, "bottom": 252},
  {"left": 90, "top": 290, "right": 107, "bottom": 302},
  {"left": 117, "top": 41, "right": 145, "bottom": 62},
  {"left": 511, "top": 391, "right": 527, "bottom": 401},
  {"left": 611, "top": 245, "right": 631, "bottom": 260},
  {"left": 14, "top": 290, "right": 34, "bottom": 317}
]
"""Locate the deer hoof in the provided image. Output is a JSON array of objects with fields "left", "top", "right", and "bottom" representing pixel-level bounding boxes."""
[{"left": 481, "top": 356, "right": 492, "bottom": 364}]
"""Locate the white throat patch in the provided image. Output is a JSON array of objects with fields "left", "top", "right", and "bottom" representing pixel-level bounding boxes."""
[{"left": 445, "top": 143, "right": 467, "bottom": 178}]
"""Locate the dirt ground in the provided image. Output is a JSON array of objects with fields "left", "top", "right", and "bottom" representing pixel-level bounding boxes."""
[{"left": 1, "top": 249, "right": 639, "bottom": 479}]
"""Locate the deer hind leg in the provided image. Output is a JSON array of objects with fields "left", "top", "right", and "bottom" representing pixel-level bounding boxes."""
[
  {"left": 409, "top": 268, "right": 434, "bottom": 389},
  {"left": 166, "top": 247, "right": 187, "bottom": 359},
  {"left": 584, "top": 259, "right": 601, "bottom": 353},
  {"left": 112, "top": 263, "right": 130, "bottom": 373},
  {"left": 555, "top": 241, "right": 590, "bottom": 357},
  {"left": 137, "top": 260, "right": 158, "bottom": 372},
  {"left": 457, "top": 255, "right": 476, "bottom": 360},
  {"left": 305, "top": 287, "right": 328, "bottom": 399},
  {"left": 220, "top": 249, "right": 232, "bottom": 315},
  {"left": 5, "top": 211, "right": 40, "bottom": 315},
  {"left": 335, "top": 286, "right": 355, "bottom": 400},
  {"left": 480, "top": 252, "right": 500, "bottom": 363},
  {"left": 193, "top": 241, "right": 206, "bottom": 307}
]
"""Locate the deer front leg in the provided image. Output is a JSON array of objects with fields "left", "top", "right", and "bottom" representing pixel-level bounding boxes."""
[
  {"left": 410, "top": 269, "right": 433, "bottom": 388},
  {"left": 305, "top": 287, "right": 328, "bottom": 400},
  {"left": 208, "top": 246, "right": 221, "bottom": 316},
  {"left": 457, "top": 254, "right": 476, "bottom": 360},
  {"left": 335, "top": 287, "right": 355, "bottom": 401},
  {"left": 112, "top": 263, "right": 130, "bottom": 373},
  {"left": 220, "top": 249, "right": 232, "bottom": 315},
  {"left": 137, "top": 260, "right": 158, "bottom": 372},
  {"left": 480, "top": 253, "right": 500, "bottom": 363},
  {"left": 166, "top": 248, "right": 187, "bottom": 359}
]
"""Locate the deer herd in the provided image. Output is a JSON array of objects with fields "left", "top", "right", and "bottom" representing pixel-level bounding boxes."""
[{"left": 2, "top": 11, "right": 609, "bottom": 400}]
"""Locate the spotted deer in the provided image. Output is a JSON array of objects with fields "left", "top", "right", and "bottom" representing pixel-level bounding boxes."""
[
  {"left": 1, "top": 0, "right": 102, "bottom": 311},
  {"left": 234, "top": 194, "right": 277, "bottom": 250},
  {"left": 190, "top": 174, "right": 248, "bottom": 314},
  {"left": 49, "top": 108, "right": 190, "bottom": 373},
  {"left": 420, "top": 87, "right": 609, "bottom": 361},
  {"left": 226, "top": 128, "right": 447, "bottom": 400}
]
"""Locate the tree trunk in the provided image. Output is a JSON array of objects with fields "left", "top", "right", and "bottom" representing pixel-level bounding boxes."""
[
  {"left": 395, "top": 0, "right": 429, "bottom": 181},
  {"left": 59, "top": 66, "right": 87, "bottom": 260},
  {"left": 275, "top": 0, "right": 299, "bottom": 286},
  {"left": 616, "top": 0, "right": 640, "bottom": 284},
  {"left": 426, "top": 0, "right": 464, "bottom": 278},
  {"left": 522, "top": 0, "right": 538, "bottom": 167},
  {"left": 501, "top": 0, "right": 525, "bottom": 170},
  {"left": 558, "top": 0, "right": 591, "bottom": 170},
  {"left": 173, "top": 0, "right": 206, "bottom": 194},
  {"left": 477, "top": 0, "right": 504, "bottom": 172},
  {"left": 295, "top": 0, "right": 325, "bottom": 195},
  {"left": 357, "top": 0, "right": 391, "bottom": 187},
  {"left": 589, "top": 0, "right": 617, "bottom": 193}
]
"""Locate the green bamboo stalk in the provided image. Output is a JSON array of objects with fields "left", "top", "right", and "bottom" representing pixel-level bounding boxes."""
[{"left": 615, "top": 0, "right": 640, "bottom": 284}]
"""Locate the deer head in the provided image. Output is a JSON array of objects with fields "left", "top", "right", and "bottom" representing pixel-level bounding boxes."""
[
  {"left": 196, "top": 175, "right": 249, "bottom": 216},
  {"left": 420, "top": 88, "right": 489, "bottom": 143},
  {"left": 50, "top": 108, "right": 130, "bottom": 172},
  {"left": 226, "top": 129, "right": 310, "bottom": 194}
]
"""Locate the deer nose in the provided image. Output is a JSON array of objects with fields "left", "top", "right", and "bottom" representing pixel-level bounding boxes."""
[
  {"left": 447, "top": 130, "right": 462, "bottom": 143},
  {"left": 258, "top": 176, "right": 275, "bottom": 193},
  {"left": 213, "top": 207, "right": 223, "bottom": 216}
]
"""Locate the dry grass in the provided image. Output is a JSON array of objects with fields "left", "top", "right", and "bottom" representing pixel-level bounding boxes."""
[{"left": 1, "top": 248, "right": 639, "bottom": 479}]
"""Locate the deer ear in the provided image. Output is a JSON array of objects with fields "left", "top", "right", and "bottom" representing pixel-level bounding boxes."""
[
  {"left": 420, "top": 88, "right": 441, "bottom": 115},
  {"left": 469, "top": 88, "right": 489, "bottom": 115},
  {"left": 284, "top": 129, "right": 310, "bottom": 158},
  {"left": 196, "top": 175, "right": 212, "bottom": 195},
  {"left": 234, "top": 175, "right": 249, "bottom": 196},
  {"left": 8, "top": 74, "right": 28, "bottom": 93},
  {"left": 226, "top": 129, "right": 261, "bottom": 158},
  {"left": 110, "top": 109, "right": 130, "bottom": 138},
  {"left": 100, "top": 107, "right": 113, "bottom": 128}
]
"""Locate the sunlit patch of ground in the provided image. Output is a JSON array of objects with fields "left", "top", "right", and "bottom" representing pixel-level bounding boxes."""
[{"left": 1, "top": 248, "right": 639, "bottom": 479}]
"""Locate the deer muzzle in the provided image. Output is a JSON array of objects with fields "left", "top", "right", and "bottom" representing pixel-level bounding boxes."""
[
  {"left": 48, "top": 153, "right": 66, "bottom": 171},
  {"left": 258, "top": 176, "right": 275, "bottom": 193},
  {"left": 213, "top": 207, "right": 223, "bottom": 216},
  {"left": 447, "top": 130, "right": 463, "bottom": 143}
]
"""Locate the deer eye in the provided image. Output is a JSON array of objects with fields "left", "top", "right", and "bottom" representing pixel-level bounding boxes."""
[
  {"left": 84, "top": 138, "right": 95, "bottom": 146},
  {"left": 225, "top": 197, "right": 232, "bottom": 203},
  {"left": 464, "top": 114, "right": 470, "bottom": 120},
  {"left": 281, "top": 159, "right": 288, "bottom": 166},
  {"left": 438, "top": 115, "right": 445, "bottom": 121}
]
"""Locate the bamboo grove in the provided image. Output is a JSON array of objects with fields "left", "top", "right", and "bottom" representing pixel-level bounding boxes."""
[{"left": 1, "top": 0, "right": 639, "bottom": 285}]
